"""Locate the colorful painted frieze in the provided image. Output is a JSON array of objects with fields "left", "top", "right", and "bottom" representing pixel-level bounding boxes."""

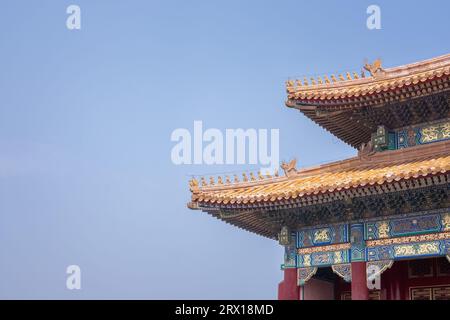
[
  {"left": 367, "top": 232, "right": 450, "bottom": 261},
  {"left": 396, "top": 120, "right": 450, "bottom": 149},
  {"left": 291, "top": 212, "right": 450, "bottom": 267},
  {"left": 297, "top": 249, "right": 350, "bottom": 268},
  {"left": 296, "top": 223, "right": 349, "bottom": 248},
  {"left": 282, "top": 245, "right": 297, "bottom": 269},
  {"left": 350, "top": 223, "right": 366, "bottom": 262},
  {"left": 365, "top": 212, "right": 447, "bottom": 240}
]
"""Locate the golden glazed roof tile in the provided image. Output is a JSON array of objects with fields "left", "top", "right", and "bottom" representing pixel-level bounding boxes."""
[
  {"left": 188, "top": 141, "right": 450, "bottom": 209},
  {"left": 286, "top": 54, "right": 450, "bottom": 102}
]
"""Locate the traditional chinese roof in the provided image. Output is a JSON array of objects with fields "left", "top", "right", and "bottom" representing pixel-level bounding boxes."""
[
  {"left": 189, "top": 140, "right": 449, "bottom": 209},
  {"left": 286, "top": 54, "right": 450, "bottom": 148},
  {"left": 188, "top": 141, "right": 450, "bottom": 238}
]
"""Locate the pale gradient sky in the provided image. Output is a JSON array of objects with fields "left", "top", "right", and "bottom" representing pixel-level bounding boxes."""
[{"left": 0, "top": 0, "right": 449, "bottom": 299}]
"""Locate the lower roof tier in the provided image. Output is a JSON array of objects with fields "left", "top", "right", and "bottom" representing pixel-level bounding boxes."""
[{"left": 188, "top": 140, "right": 450, "bottom": 238}]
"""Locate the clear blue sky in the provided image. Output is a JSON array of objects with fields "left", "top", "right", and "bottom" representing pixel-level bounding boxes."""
[{"left": 0, "top": 0, "right": 448, "bottom": 299}]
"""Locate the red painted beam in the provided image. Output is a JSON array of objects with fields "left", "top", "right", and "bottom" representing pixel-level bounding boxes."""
[{"left": 278, "top": 268, "right": 299, "bottom": 300}]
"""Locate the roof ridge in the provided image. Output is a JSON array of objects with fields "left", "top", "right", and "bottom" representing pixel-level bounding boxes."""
[
  {"left": 286, "top": 53, "right": 450, "bottom": 93},
  {"left": 189, "top": 140, "right": 450, "bottom": 193},
  {"left": 189, "top": 152, "right": 450, "bottom": 209}
]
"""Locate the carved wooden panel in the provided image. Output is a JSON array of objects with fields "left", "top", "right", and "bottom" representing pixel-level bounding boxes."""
[
  {"left": 340, "top": 290, "right": 380, "bottom": 300},
  {"left": 410, "top": 286, "right": 450, "bottom": 300},
  {"left": 410, "top": 287, "right": 432, "bottom": 300}
]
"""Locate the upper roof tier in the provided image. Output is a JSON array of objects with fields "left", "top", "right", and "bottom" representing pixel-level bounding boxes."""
[{"left": 285, "top": 53, "right": 450, "bottom": 148}]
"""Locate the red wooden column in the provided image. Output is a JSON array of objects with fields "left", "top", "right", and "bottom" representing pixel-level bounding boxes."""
[
  {"left": 278, "top": 268, "right": 299, "bottom": 300},
  {"left": 351, "top": 262, "right": 369, "bottom": 300}
]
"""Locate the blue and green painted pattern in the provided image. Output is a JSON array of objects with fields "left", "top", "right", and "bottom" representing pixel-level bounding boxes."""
[
  {"left": 367, "top": 239, "right": 449, "bottom": 262},
  {"left": 396, "top": 120, "right": 450, "bottom": 149},
  {"left": 350, "top": 223, "right": 366, "bottom": 262},
  {"left": 296, "top": 224, "right": 349, "bottom": 248},
  {"left": 297, "top": 249, "right": 350, "bottom": 268},
  {"left": 283, "top": 210, "right": 450, "bottom": 269},
  {"left": 365, "top": 213, "right": 446, "bottom": 240}
]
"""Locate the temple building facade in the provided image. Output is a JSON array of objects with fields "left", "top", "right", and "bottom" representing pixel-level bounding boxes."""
[{"left": 187, "top": 54, "right": 450, "bottom": 300}]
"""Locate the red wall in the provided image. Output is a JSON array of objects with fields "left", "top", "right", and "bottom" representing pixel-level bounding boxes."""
[{"left": 334, "top": 258, "right": 450, "bottom": 300}]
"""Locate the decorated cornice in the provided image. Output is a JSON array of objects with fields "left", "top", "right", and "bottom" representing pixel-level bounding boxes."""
[
  {"left": 297, "top": 243, "right": 351, "bottom": 255},
  {"left": 366, "top": 232, "right": 450, "bottom": 247}
]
